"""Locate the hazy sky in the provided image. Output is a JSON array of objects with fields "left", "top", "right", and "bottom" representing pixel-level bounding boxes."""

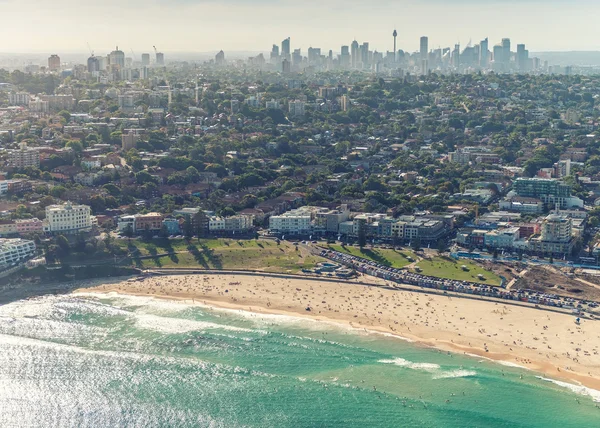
[{"left": 1, "top": 0, "right": 599, "bottom": 54}]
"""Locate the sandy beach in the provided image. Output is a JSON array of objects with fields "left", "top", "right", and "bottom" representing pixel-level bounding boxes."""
[{"left": 76, "top": 273, "right": 600, "bottom": 390}]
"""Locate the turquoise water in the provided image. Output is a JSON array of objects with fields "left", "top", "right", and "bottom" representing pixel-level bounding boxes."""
[{"left": 0, "top": 293, "right": 599, "bottom": 427}]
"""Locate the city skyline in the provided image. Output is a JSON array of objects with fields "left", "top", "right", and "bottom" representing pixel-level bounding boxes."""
[{"left": 1, "top": 0, "right": 600, "bottom": 53}]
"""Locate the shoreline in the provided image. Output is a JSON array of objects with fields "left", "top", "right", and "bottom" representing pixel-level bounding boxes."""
[{"left": 73, "top": 273, "right": 600, "bottom": 391}]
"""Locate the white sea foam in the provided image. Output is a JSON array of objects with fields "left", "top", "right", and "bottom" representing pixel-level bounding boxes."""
[
  {"left": 134, "top": 313, "right": 255, "bottom": 334},
  {"left": 379, "top": 357, "right": 480, "bottom": 380},
  {"left": 432, "top": 369, "right": 478, "bottom": 379},
  {"left": 536, "top": 376, "right": 600, "bottom": 403},
  {"left": 378, "top": 358, "right": 441, "bottom": 372},
  {"left": 464, "top": 353, "right": 530, "bottom": 371}
]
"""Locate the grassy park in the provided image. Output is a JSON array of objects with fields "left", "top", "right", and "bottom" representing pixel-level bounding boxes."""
[
  {"left": 326, "top": 244, "right": 418, "bottom": 268},
  {"left": 411, "top": 256, "right": 502, "bottom": 286},
  {"left": 114, "top": 238, "right": 323, "bottom": 273}
]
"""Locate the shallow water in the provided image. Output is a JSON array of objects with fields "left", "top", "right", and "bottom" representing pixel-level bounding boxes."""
[{"left": 0, "top": 292, "right": 598, "bottom": 427}]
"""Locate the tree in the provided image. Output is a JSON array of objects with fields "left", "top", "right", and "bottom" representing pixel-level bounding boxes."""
[
  {"left": 357, "top": 219, "right": 367, "bottom": 249},
  {"left": 412, "top": 237, "right": 422, "bottom": 252},
  {"left": 220, "top": 206, "right": 236, "bottom": 217},
  {"left": 183, "top": 219, "right": 194, "bottom": 240},
  {"left": 56, "top": 235, "right": 70, "bottom": 258},
  {"left": 66, "top": 140, "right": 84, "bottom": 153},
  {"left": 89, "top": 195, "right": 106, "bottom": 214},
  {"left": 159, "top": 224, "right": 170, "bottom": 239},
  {"left": 58, "top": 110, "right": 71, "bottom": 123},
  {"left": 436, "top": 238, "right": 448, "bottom": 255},
  {"left": 50, "top": 186, "right": 67, "bottom": 198},
  {"left": 194, "top": 211, "right": 208, "bottom": 240},
  {"left": 135, "top": 170, "right": 158, "bottom": 185},
  {"left": 123, "top": 224, "right": 134, "bottom": 240}
]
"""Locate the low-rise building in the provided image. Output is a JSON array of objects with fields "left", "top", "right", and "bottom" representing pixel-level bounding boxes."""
[
  {"left": 0, "top": 238, "right": 36, "bottom": 269},
  {"left": 269, "top": 207, "right": 313, "bottom": 235},
  {"left": 15, "top": 218, "right": 44, "bottom": 235}
]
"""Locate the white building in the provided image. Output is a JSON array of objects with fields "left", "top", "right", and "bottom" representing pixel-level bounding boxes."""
[
  {"left": 44, "top": 202, "right": 93, "bottom": 234},
  {"left": 289, "top": 100, "right": 306, "bottom": 117},
  {"left": 269, "top": 207, "right": 312, "bottom": 234},
  {"left": 9, "top": 92, "right": 31, "bottom": 106},
  {"left": 208, "top": 215, "right": 253, "bottom": 233},
  {"left": 266, "top": 99, "right": 280, "bottom": 109},
  {"left": 0, "top": 238, "right": 36, "bottom": 269}
]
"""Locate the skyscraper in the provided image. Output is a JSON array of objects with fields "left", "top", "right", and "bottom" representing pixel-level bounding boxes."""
[
  {"left": 420, "top": 36, "right": 429, "bottom": 61},
  {"left": 479, "top": 38, "right": 489, "bottom": 68},
  {"left": 360, "top": 42, "right": 369, "bottom": 68},
  {"left": 270, "top": 44, "right": 280, "bottom": 63},
  {"left": 141, "top": 53, "right": 150, "bottom": 66},
  {"left": 155, "top": 52, "right": 165, "bottom": 66},
  {"left": 340, "top": 45, "right": 350, "bottom": 68},
  {"left": 215, "top": 50, "right": 225, "bottom": 66},
  {"left": 282, "top": 37, "right": 291, "bottom": 61},
  {"left": 109, "top": 47, "right": 125, "bottom": 69},
  {"left": 48, "top": 54, "right": 60, "bottom": 71},
  {"left": 87, "top": 56, "right": 99, "bottom": 73},
  {"left": 517, "top": 44, "right": 528, "bottom": 72},
  {"left": 351, "top": 40, "right": 359, "bottom": 69},
  {"left": 501, "top": 38, "right": 511, "bottom": 66}
]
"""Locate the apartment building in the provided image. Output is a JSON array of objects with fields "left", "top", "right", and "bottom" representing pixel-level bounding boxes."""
[
  {"left": 7, "top": 143, "right": 40, "bottom": 169},
  {"left": 44, "top": 202, "right": 93, "bottom": 234},
  {"left": 0, "top": 238, "right": 36, "bottom": 269}
]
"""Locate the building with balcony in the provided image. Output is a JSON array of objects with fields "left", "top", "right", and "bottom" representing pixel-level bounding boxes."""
[
  {"left": 7, "top": 143, "right": 40, "bottom": 169},
  {"left": 44, "top": 202, "right": 93, "bottom": 234},
  {"left": 0, "top": 238, "right": 36, "bottom": 269}
]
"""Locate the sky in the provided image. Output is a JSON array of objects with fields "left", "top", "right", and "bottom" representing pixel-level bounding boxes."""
[{"left": 1, "top": 0, "right": 599, "bottom": 55}]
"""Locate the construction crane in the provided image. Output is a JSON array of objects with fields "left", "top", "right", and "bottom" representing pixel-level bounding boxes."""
[
  {"left": 130, "top": 48, "right": 136, "bottom": 61},
  {"left": 86, "top": 42, "right": 94, "bottom": 57},
  {"left": 153, "top": 45, "right": 158, "bottom": 55}
]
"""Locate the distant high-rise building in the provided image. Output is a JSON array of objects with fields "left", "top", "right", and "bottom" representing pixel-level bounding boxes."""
[
  {"left": 270, "top": 44, "right": 280, "bottom": 63},
  {"left": 517, "top": 44, "right": 528, "bottom": 72},
  {"left": 501, "top": 38, "right": 511, "bottom": 66},
  {"left": 282, "top": 59, "right": 291, "bottom": 74},
  {"left": 351, "top": 40, "right": 359, "bottom": 69},
  {"left": 155, "top": 52, "right": 165, "bottom": 66},
  {"left": 480, "top": 38, "right": 489, "bottom": 68},
  {"left": 340, "top": 95, "right": 350, "bottom": 112},
  {"left": 215, "top": 50, "right": 225, "bottom": 65},
  {"left": 141, "top": 53, "right": 150, "bottom": 66},
  {"left": 87, "top": 56, "right": 100, "bottom": 73},
  {"left": 307, "top": 47, "right": 321, "bottom": 64},
  {"left": 360, "top": 42, "right": 369, "bottom": 68},
  {"left": 420, "top": 36, "right": 429, "bottom": 61},
  {"left": 452, "top": 44, "right": 461, "bottom": 69},
  {"left": 340, "top": 45, "right": 350, "bottom": 68},
  {"left": 48, "top": 54, "right": 60, "bottom": 71},
  {"left": 292, "top": 49, "right": 302, "bottom": 67},
  {"left": 282, "top": 37, "right": 291, "bottom": 60},
  {"left": 109, "top": 47, "right": 125, "bottom": 69}
]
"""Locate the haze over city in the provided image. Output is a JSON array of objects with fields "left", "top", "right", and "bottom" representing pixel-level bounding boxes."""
[{"left": 1, "top": 0, "right": 600, "bottom": 53}]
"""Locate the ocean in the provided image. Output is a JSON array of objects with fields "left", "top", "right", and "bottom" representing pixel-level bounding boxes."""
[{"left": 0, "top": 292, "right": 598, "bottom": 427}]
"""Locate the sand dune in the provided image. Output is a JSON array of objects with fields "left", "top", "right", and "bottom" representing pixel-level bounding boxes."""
[{"left": 77, "top": 273, "right": 600, "bottom": 390}]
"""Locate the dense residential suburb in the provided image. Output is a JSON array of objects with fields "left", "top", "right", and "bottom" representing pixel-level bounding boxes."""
[{"left": 2, "top": 40, "right": 600, "bottom": 314}]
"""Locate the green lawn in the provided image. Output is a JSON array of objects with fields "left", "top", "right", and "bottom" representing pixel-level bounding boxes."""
[
  {"left": 118, "top": 238, "right": 324, "bottom": 274},
  {"left": 326, "top": 244, "right": 418, "bottom": 268},
  {"left": 411, "top": 256, "right": 501, "bottom": 286}
]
